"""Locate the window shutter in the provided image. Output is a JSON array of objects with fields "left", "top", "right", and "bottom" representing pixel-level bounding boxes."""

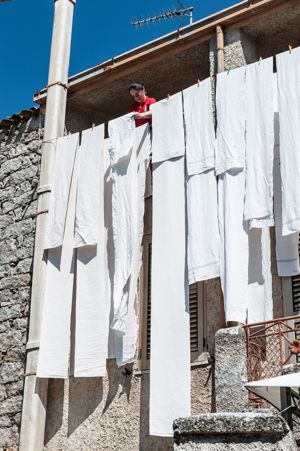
[
  {"left": 140, "top": 239, "right": 207, "bottom": 369},
  {"left": 291, "top": 238, "right": 300, "bottom": 362}
]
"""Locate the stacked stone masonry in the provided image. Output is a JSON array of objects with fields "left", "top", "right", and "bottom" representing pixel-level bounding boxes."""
[{"left": 0, "top": 115, "right": 42, "bottom": 450}]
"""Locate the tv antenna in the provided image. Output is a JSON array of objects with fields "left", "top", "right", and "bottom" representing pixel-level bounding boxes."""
[{"left": 132, "top": 1, "right": 194, "bottom": 27}]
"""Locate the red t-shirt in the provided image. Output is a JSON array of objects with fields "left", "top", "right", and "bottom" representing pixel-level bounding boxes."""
[{"left": 129, "top": 96, "right": 156, "bottom": 127}]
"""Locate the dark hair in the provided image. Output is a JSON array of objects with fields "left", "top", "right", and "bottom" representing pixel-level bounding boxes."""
[{"left": 128, "top": 82, "right": 145, "bottom": 91}]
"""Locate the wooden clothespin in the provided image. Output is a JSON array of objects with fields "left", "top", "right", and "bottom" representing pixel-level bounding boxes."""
[
  {"left": 92, "top": 123, "right": 95, "bottom": 130},
  {"left": 227, "top": 66, "right": 231, "bottom": 75},
  {"left": 289, "top": 44, "right": 292, "bottom": 54},
  {"left": 197, "top": 79, "right": 201, "bottom": 87},
  {"left": 258, "top": 56, "right": 263, "bottom": 65},
  {"left": 167, "top": 93, "right": 171, "bottom": 100}
]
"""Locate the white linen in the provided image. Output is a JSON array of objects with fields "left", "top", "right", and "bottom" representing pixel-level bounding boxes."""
[
  {"left": 108, "top": 113, "right": 135, "bottom": 164},
  {"left": 183, "top": 79, "right": 219, "bottom": 283},
  {"left": 150, "top": 92, "right": 185, "bottom": 163},
  {"left": 37, "top": 142, "right": 80, "bottom": 378},
  {"left": 244, "top": 58, "right": 274, "bottom": 228},
  {"left": 74, "top": 124, "right": 105, "bottom": 248},
  {"left": 183, "top": 80, "right": 215, "bottom": 175},
  {"left": 273, "top": 73, "right": 300, "bottom": 276},
  {"left": 44, "top": 133, "right": 79, "bottom": 249},
  {"left": 276, "top": 47, "right": 300, "bottom": 235},
  {"left": 215, "top": 66, "right": 246, "bottom": 175},
  {"left": 150, "top": 94, "right": 190, "bottom": 436},
  {"left": 109, "top": 124, "right": 151, "bottom": 336}
]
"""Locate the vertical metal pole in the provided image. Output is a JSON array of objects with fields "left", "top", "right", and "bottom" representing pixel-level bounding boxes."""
[
  {"left": 216, "top": 25, "right": 225, "bottom": 74},
  {"left": 19, "top": 1, "right": 76, "bottom": 450}
]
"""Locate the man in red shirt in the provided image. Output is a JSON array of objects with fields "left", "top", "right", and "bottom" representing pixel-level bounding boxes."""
[{"left": 128, "top": 82, "right": 156, "bottom": 127}]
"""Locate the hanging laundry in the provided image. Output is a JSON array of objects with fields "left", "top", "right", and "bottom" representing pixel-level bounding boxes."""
[
  {"left": 108, "top": 124, "right": 151, "bottom": 365},
  {"left": 183, "top": 80, "right": 220, "bottom": 283},
  {"left": 273, "top": 73, "right": 300, "bottom": 276},
  {"left": 150, "top": 93, "right": 191, "bottom": 437},
  {"left": 215, "top": 66, "right": 246, "bottom": 175},
  {"left": 74, "top": 124, "right": 105, "bottom": 247},
  {"left": 37, "top": 140, "right": 80, "bottom": 377},
  {"left": 217, "top": 66, "right": 272, "bottom": 324},
  {"left": 74, "top": 124, "right": 109, "bottom": 377},
  {"left": 244, "top": 57, "right": 274, "bottom": 228},
  {"left": 44, "top": 133, "right": 79, "bottom": 249},
  {"left": 276, "top": 47, "right": 300, "bottom": 236}
]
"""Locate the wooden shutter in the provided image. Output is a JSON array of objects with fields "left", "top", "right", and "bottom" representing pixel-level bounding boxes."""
[
  {"left": 291, "top": 238, "right": 300, "bottom": 362},
  {"left": 139, "top": 238, "right": 207, "bottom": 370}
]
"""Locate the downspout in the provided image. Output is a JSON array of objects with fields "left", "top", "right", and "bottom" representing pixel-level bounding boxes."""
[
  {"left": 216, "top": 25, "right": 225, "bottom": 73},
  {"left": 19, "top": 1, "right": 76, "bottom": 450}
]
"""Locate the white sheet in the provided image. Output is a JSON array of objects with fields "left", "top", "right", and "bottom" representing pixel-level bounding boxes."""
[
  {"left": 183, "top": 80, "right": 215, "bottom": 175},
  {"left": 244, "top": 58, "right": 274, "bottom": 228},
  {"left": 276, "top": 47, "right": 300, "bottom": 236},
  {"left": 74, "top": 124, "right": 105, "bottom": 248},
  {"left": 150, "top": 92, "right": 185, "bottom": 162},
  {"left": 273, "top": 73, "right": 300, "bottom": 276},
  {"left": 215, "top": 66, "right": 246, "bottom": 175},
  {"left": 108, "top": 124, "right": 151, "bottom": 336},
  {"left": 183, "top": 79, "right": 219, "bottom": 283},
  {"left": 44, "top": 133, "right": 78, "bottom": 249},
  {"left": 150, "top": 94, "right": 190, "bottom": 436},
  {"left": 37, "top": 141, "right": 80, "bottom": 378}
]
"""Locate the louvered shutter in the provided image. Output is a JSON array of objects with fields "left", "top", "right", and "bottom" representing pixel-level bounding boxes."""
[
  {"left": 291, "top": 238, "right": 300, "bottom": 362},
  {"left": 140, "top": 239, "right": 207, "bottom": 370}
]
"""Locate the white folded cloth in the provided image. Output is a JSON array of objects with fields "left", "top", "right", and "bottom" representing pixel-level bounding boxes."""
[
  {"left": 74, "top": 124, "right": 105, "bottom": 248},
  {"left": 183, "top": 80, "right": 220, "bottom": 283},
  {"left": 276, "top": 47, "right": 300, "bottom": 235},
  {"left": 244, "top": 57, "right": 274, "bottom": 228},
  {"left": 215, "top": 66, "right": 246, "bottom": 175},
  {"left": 44, "top": 133, "right": 79, "bottom": 249},
  {"left": 150, "top": 95, "right": 191, "bottom": 437}
]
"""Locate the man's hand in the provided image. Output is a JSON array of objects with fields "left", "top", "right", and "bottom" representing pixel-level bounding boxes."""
[{"left": 133, "top": 111, "right": 152, "bottom": 120}]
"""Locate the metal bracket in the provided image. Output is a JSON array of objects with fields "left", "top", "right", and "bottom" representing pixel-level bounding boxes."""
[
  {"left": 37, "top": 184, "right": 52, "bottom": 195},
  {"left": 46, "top": 80, "right": 69, "bottom": 91},
  {"left": 26, "top": 340, "right": 40, "bottom": 351},
  {"left": 35, "top": 209, "right": 49, "bottom": 217}
]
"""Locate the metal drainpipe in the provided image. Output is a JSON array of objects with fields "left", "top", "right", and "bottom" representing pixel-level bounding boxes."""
[
  {"left": 19, "top": 1, "right": 76, "bottom": 450},
  {"left": 216, "top": 25, "right": 225, "bottom": 73}
]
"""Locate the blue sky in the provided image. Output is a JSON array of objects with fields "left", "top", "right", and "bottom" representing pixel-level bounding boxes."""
[{"left": 0, "top": 0, "right": 240, "bottom": 118}]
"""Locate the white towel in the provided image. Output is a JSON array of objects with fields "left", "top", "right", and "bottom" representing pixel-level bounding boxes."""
[
  {"left": 183, "top": 80, "right": 215, "bottom": 175},
  {"left": 44, "top": 133, "right": 79, "bottom": 249},
  {"left": 37, "top": 141, "right": 80, "bottom": 378},
  {"left": 276, "top": 47, "right": 300, "bottom": 236},
  {"left": 109, "top": 124, "right": 151, "bottom": 336},
  {"left": 273, "top": 72, "right": 300, "bottom": 276},
  {"left": 150, "top": 92, "right": 185, "bottom": 162},
  {"left": 244, "top": 58, "right": 274, "bottom": 228},
  {"left": 74, "top": 124, "right": 105, "bottom": 248},
  {"left": 183, "top": 80, "right": 220, "bottom": 283},
  {"left": 215, "top": 66, "right": 246, "bottom": 175},
  {"left": 150, "top": 94, "right": 190, "bottom": 437}
]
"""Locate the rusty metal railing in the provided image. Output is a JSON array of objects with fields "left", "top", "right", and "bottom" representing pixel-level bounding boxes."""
[{"left": 244, "top": 315, "right": 300, "bottom": 407}]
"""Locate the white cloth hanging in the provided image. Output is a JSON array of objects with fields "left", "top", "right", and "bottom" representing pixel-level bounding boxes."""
[
  {"left": 273, "top": 72, "right": 300, "bottom": 276},
  {"left": 183, "top": 80, "right": 220, "bottom": 283},
  {"left": 215, "top": 66, "right": 246, "bottom": 176},
  {"left": 37, "top": 140, "right": 80, "bottom": 377},
  {"left": 74, "top": 124, "right": 105, "bottom": 248},
  {"left": 276, "top": 47, "right": 300, "bottom": 236},
  {"left": 108, "top": 121, "right": 151, "bottom": 336},
  {"left": 108, "top": 112, "right": 135, "bottom": 164},
  {"left": 183, "top": 80, "right": 215, "bottom": 175},
  {"left": 44, "top": 133, "right": 79, "bottom": 249},
  {"left": 244, "top": 57, "right": 274, "bottom": 228},
  {"left": 150, "top": 94, "right": 191, "bottom": 437},
  {"left": 74, "top": 125, "right": 109, "bottom": 377}
]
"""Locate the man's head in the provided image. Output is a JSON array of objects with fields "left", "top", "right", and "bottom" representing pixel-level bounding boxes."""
[{"left": 129, "top": 82, "right": 146, "bottom": 104}]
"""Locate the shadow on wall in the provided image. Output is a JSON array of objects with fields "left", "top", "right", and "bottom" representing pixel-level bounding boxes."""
[{"left": 44, "top": 379, "right": 65, "bottom": 445}]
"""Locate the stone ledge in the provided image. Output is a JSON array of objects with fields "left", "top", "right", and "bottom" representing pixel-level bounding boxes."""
[{"left": 173, "top": 413, "right": 289, "bottom": 437}]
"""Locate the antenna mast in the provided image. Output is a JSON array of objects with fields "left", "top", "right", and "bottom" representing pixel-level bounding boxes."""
[{"left": 132, "top": 2, "right": 194, "bottom": 27}]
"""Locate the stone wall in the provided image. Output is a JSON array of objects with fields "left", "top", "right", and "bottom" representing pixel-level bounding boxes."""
[{"left": 0, "top": 115, "right": 42, "bottom": 450}]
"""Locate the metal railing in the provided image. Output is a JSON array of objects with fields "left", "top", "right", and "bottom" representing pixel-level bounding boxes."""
[{"left": 244, "top": 315, "right": 300, "bottom": 407}]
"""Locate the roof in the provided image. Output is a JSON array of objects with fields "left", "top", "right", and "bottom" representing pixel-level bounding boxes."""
[{"left": 0, "top": 107, "right": 39, "bottom": 128}]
